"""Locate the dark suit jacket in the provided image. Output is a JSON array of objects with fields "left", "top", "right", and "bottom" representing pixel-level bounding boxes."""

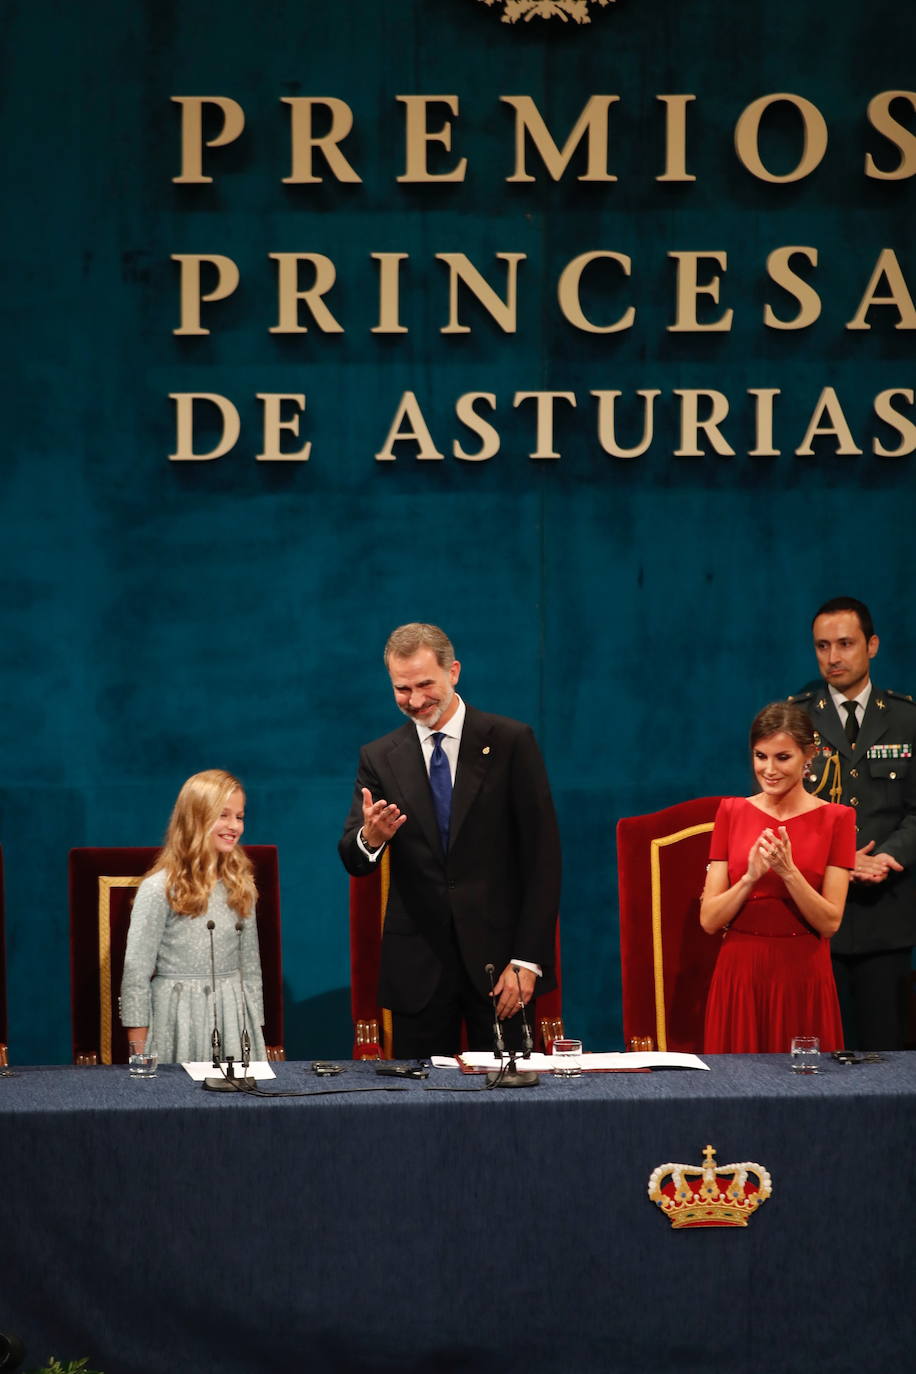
[
  {"left": 791, "top": 680, "right": 916, "bottom": 954},
  {"left": 339, "top": 705, "right": 561, "bottom": 1015}
]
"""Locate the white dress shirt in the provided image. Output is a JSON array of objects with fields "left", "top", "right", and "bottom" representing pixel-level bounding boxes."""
[{"left": 829, "top": 680, "right": 872, "bottom": 732}]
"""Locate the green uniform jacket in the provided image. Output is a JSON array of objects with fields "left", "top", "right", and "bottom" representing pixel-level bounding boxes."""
[{"left": 789, "top": 681, "right": 916, "bottom": 955}]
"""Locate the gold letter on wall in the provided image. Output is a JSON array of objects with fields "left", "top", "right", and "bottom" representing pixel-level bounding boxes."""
[
  {"left": 866, "top": 92, "right": 916, "bottom": 180},
  {"left": 873, "top": 390, "right": 916, "bottom": 456},
  {"left": 169, "top": 394, "right": 240, "bottom": 460},
  {"left": 668, "top": 252, "right": 733, "bottom": 332},
  {"left": 398, "top": 96, "right": 467, "bottom": 182},
  {"left": 734, "top": 94, "right": 828, "bottom": 183},
  {"left": 764, "top": 247, "right": 822, "bottom": 330},
  {"left": 172, "top": 97, "right": 245, "bottom": 183},
  {"left": 656, "top": 96, "right": 697, "bottom": 182},
  {"left": 454, "top": 394, "right": 500, "bottom": 461},
  {"left": 269, "top": 254, "right": 344, "bottom": 334},
  {"left": 795, "top": 388, "right": 862, "bottom": 455},
  {"left": 503, "top": 95, "right": 618, "bottom": 182},
  {"left": 593, "top": 391, "right": 660, "bottom": 458},
  {"left": 283, "top": 98, "right": 362, "bottom": 183},
  {"left": 437, "top": 254, "right": 524, "bottom": 334},
  {"left": 172, "top": 255, "right": 240, "bottom": 335},
  {"left": 375, "top": 393, "right": 445, "bottom": 461},
  {"left": 256, "top": 395, "right": 312, "bottom": 461},
  {"left": 513, "top": 392, "right": 577, "bottom": 459},
  {"left": 846, "top": 250, "right": 916, "bottom": 331},
  {"left": 559, "top": 253, "right": 635, "bottom": 333}
]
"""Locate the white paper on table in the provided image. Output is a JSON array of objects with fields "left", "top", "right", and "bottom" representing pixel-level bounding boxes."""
[
  {"left": 585, "top": 1051, "right": 709, "bottom": 1071},
  {"left": 431, "top": 1056, "right": 461, "bottom": 1068},
  {"left": 455, "top": 1051, "right": 709, "bottom": 1072},
  {"left": 182, "top": 1060, "right": 276, "bottom": 1081}
]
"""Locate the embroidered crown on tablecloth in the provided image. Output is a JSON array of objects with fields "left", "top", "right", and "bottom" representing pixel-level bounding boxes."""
[{"left": 648, "top": 1144, "right": 773, "bottom": 1228}]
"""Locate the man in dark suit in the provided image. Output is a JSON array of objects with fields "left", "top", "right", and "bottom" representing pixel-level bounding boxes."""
[
  {"left": 339, "top": 623, "right": 561, "bottom": 1058},
  {"left": 789, "top": 596, "right": 916, "bottom": 1049}
]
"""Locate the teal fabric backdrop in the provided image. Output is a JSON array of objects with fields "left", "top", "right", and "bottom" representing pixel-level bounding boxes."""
[{"left": 1, "top": 0, "right": 913, "bottom": 1062}]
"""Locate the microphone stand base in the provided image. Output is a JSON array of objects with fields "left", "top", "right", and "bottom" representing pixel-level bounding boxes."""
[
  {"left": 485, "top": 1069, "right": 540, "bottom": 1089},
  {"left": 202, "top": 1074, "right": 257, "bottom": 1092}
]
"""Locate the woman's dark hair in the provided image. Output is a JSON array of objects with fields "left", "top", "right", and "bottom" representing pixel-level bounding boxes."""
[{"left": 749, "top": 701, "right": 816, "bottom": 753}]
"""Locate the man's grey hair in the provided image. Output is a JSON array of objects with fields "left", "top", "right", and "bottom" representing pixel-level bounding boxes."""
[{"left": 384, "top": 623, "right": 455, "bottom": 669}]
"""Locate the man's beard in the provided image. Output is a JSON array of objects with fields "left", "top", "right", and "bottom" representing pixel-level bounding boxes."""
[{"left": 398, "top": 686, "right": 454, "bottom": 730}]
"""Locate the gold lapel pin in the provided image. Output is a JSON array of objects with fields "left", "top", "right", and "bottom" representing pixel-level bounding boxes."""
[{"left": 482, "top": 746, "right": 490, "bottom": 755}]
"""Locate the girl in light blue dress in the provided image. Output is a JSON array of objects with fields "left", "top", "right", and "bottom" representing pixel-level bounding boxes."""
[{"left": 120, "top": 770, "right": 265, "bottom": 1063}]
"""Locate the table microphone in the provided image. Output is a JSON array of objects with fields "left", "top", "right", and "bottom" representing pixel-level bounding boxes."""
[
  {"left": 485, "top": 963, "right": 505, "bottom": 1058},
  {"left": 203, "top": 919, "right": 241, "bottom": 1093},
  {"left": 235, "top": 922, "right": 255, "bottom": 1087},
  {"left": 484, "top": 963, "right": 539, "bottom": 1090},
  {"left": 513, "top": 964, "right": 534, "bottom": 1058},
  {"left": 207, "top": 920, "right": 221, "bottom": 1068}
]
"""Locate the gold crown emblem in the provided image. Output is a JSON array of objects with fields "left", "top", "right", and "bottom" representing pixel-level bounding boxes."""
[
  {"left": 478, "top": 0, "right": 614, "bottom": 23},
  {"left": 648, "top": 1145, "right": 773, "bottom": 1229}
]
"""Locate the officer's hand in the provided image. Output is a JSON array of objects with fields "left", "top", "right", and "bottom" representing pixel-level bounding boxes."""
[{"left": 852, "top": 841, "right": 903, "bottom": 883}]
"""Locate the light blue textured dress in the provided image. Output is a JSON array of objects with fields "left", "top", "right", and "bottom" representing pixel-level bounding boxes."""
[{"left": 119, "top": 869, "right": 266, "bottom": 1063}]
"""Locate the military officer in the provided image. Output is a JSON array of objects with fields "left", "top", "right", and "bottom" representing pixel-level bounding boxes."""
[{"left": 788, "top": 596, "right": 916, "bottom": 1050}]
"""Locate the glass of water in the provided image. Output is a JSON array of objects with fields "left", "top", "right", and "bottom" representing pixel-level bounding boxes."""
[
  {"left": 551, "top": 1038, "right": 583, "bottom": 1077},
  {"left": 789, "top": 1035, "right": 820, "bottom": 1074},
  {"left": 128, "top": 1040, "right": 158, "bottom": 1079}
]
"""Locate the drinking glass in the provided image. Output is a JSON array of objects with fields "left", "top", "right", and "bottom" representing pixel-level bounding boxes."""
[
  {"left": 789, "top": 1035, "right": 820, "bottom": 1074},
  {"left": 551, "top": 1038, "right": 583, "bottom": 1077},
  {"left": 128, "top": 1040, "right": 158, "bottom": 1078}
]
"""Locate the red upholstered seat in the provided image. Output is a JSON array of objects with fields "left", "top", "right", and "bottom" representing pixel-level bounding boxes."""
[
  {"left": 349, "top": 853, "right": 564, "bottom": 1058},
  {"left": 68, "top": 846, "right": 285, "bottom": 1065},
  {"left": 616, "top": 798, "right": 723, "bottom": 1053}
]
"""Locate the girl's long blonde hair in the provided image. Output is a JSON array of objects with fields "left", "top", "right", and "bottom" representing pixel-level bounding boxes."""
[{"left": 148, "top": 770, "right": 257, "bottom": 918}]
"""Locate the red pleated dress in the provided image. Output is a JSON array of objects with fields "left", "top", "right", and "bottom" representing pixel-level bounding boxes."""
[{"left": 703, "top": 797, "right": 856, "bottom": 1054}]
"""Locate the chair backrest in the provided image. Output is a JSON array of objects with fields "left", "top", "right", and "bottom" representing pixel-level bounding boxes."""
[
  {"left": 349, "top": 855, "right": 563, "bottom": 1057},
  {"left": 68, "top": 846, "right": 284, "bottom": 1064},
  {"left": 616, "top": 797, "right": 722, "bottom": 1053}
]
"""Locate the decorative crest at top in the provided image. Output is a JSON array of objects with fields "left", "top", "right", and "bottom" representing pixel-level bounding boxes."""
[
  {"left": 478, "top": 0, "right": 615, "bottom": 24},
  {"left": 648, "top": 1144, "right": 773, "bottom": 1229}
]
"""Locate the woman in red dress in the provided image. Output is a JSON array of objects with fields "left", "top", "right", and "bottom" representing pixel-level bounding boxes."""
[{"left": 701, "top": 702, "right": 856, "bottom": 1054}]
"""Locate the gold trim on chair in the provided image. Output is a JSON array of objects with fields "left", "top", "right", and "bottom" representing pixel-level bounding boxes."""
[
  {"left": 98, "top": 876, "right": 141, "bottom": 1065},
  {"left": 649, "top": 823, "right": 715, "bottom": 1052}
]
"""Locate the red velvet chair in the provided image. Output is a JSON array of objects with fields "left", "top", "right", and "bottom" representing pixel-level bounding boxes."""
[
  {"left": 68, "top": 846, "right": 285, "bottom": 1064},
  {"left": 349, "top": 853, "right": 564, "bottom": 1057},
  {"left": 616, "top": 797, "right": 723, "bottom": 1053}
]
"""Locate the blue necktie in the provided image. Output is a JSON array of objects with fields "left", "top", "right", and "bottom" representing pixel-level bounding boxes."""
[{"left": 429, "top": 732, "right": 453, "bottom": 853}]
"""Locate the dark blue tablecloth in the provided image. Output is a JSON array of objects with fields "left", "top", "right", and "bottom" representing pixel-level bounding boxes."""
[{"left": 1, "top": 1055, "right": 914, "bottom": 1374}]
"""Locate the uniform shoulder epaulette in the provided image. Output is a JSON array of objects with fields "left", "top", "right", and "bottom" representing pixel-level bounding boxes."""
[
  {"left": 884, "top": 688, "right": 916, "bottom": 706},
  {"left": 786, "top": 689, "right": 815, "bottom": 704}
]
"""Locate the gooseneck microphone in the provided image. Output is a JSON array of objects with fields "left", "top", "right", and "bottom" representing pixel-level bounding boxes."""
[
  {"left": 236, "top": 922, "right": 252, "bottom": 1076},
  {"left": 484, "top": 962, "right": 539, "bottom": 1090},
  {"left": 514, "top": 964, "right": 534, "bottom": 1058},
  {"left": 207, "top": 919, "right": 222, "bottom": 1068},
  {"left": 203, "top": 918, "right": 245, "bottom": 1092},
  {"left": 485, "top": 962, "right": 505, "bottom": 1058}
]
